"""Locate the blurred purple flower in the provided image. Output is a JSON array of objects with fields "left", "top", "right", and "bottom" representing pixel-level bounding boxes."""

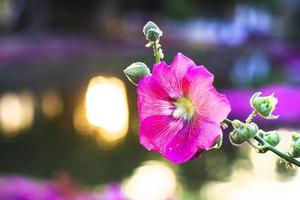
[
  {"left": 0, "top": 176, "right": 62, "bottom": 200},
  {"left": 0, "top": 176, "right": 128, "bottom": 200},
  {"left": 99, "top": 184, "right": 128, "bottom": 200},
  {"left": 137, "top": 53, "right": 231, "bottom": 163},
  {"left": 74, "top": 192, "right": 101, "bottom": 200}
]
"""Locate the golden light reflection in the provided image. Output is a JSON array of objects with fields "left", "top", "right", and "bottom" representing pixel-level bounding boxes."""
[
  {"left": 41, "top": 90, "right": 63, "bottom": 119},
  {"left": 0, "top": 91, "right": 34, "bottom": 136},
  {"left": 74, "top": 76, "right": 129, "bottom": 144},
  {"left": 122, "top": 161, "right": 177, "bottom": 200},
  {"left": 73, "top": 104, "right": 94, "bottom": 135}
]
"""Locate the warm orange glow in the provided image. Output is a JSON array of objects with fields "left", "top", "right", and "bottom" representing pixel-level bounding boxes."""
[
  {"left": 0, "top": 92, "right": 34, "bottom": 136},
  {"left": 41, "top": 90, "right": 63, "bottom": 118},
  {"left": 73, "top": 104, "right": 94, "bottom": 135},
  {"left": 84, "top": 76, "right": 129, "bottom": 143}
]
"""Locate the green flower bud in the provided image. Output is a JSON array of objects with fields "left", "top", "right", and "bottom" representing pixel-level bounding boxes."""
[
  {"left": 143, "top": 21, "right": 163, "bottom": 41},
  {"left": 262, "top": 131, "right": 281, "bottom": 147},
  {"left": 229, "top": 121, "right": 258, "bottom": 145},
  {"left": 123, "top": 62, "right": 150, "bottom": 85},
  {"left": 143, "top": 21, "right": 158, "bottom": 35},
  {"left": 210, "top": 134, "right": 223, "bottom": 149},
  {"left": 288, "top": 134, "right": 300, "bottom": 158},
  {"left": 232, "top": 119, "right": 242, "bottom": 129},
  {"left": 250, "top": 92, "right": 279, "bottom": 119}
]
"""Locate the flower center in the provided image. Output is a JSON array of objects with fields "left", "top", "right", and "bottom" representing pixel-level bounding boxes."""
[{"left": 172, "top": 97, "right": 195, "bottom": 120}]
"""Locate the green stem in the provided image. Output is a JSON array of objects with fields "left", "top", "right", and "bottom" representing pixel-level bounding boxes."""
[
  {"left": 245, "top": 110, "right": 257, "bottom": 124},
  {"left": 253, "top": 135, "right": 300, "bottom": 167},
  {"left": 223, "top": 118, "right": 233, "bottom": 125},
  {"left": 153, "top": 42, "right": 160, "bottom": 63},
  {"left": 247, "top": 139, "right": 266, "bottom": 151}
]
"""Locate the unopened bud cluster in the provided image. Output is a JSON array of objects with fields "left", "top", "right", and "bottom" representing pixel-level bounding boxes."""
[
  {"left": 229, "top": 92, "right": 300, "bottom": 166},
  {"left": 124, "top": 21, "right": 164, "bottom": 86},
  {"left": 229, "top": 120, "right": 258, "bottom": 145},
  {"left": 229, "top": 120, "right": 281, "bottom": 150},
  {"left": 229, "top": 93, "right": 282, "bottom": 147},
  {"left": 143, "top": 21, "right": 164, "bottom": 59}
]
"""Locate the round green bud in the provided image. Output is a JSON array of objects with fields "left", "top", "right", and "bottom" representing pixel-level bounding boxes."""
[
  {"left": 229, "top": 122, "right": 258, "bottom": 145},
  {"left": 123, "top": 62, "right": 150, "bottom": 85},
  {"left": 288, "top": 134, "right": 300, "bottom": 158},
  {"left": 250, "top": 92, "right": 279, "bottom": 119},
  {"left": 143, "top": 21, "right": 158, "bottom": 35},
  {"left": 146, "top": 28, "right": 162, "bottom": 41},
  {"left": 262, "top": 131, "right": 281, "bottom": 147},
  {"left": 143, "top": 21, "right": 163, "bottom": 41}
]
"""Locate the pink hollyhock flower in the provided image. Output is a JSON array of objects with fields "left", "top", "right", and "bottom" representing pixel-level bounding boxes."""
[{"left": 137, "top": 53, "right": 231, "bottom": 163}]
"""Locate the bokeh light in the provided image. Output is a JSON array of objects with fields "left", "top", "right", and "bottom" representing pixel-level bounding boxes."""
[
  {"left": 73, "top": 104, "right": 94, "bottom": 136},
  {"left": 41, "top": 90, "right": 63, "bottom": 119},
  {"left": 74, "top": 76, "right": 129, "bottom": 144},
  {"left": 123, "top": 160, "right": 177, "bottom": 200},
  {"left": 0, "top": 91, "right": 34, "bottom": 136}
]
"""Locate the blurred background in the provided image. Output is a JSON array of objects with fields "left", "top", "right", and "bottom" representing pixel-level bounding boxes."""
[{"left": 0, "top": 0, "right": 300, "bottom": 199}]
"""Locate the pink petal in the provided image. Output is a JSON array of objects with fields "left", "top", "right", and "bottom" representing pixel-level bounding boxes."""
[
  {"left": 139, "top": 115, "right": 184, "bottom": 154},
  {"left": 184, "top": 63, "right": 214, "bottom": 85},
  {"left": 164, "top": 126, "right": 199, "bottom": 163},
  {"left": 187, "top": 66, "right": 231, "bottom": 123},
  {"left": 138, "top": 75, "right": 174, "bottom": 122},
  {"left": 170, "top": 52, "right": 196, "bottom": 76},
  {"left": 194, "top": 117, "right": 223, "bottom": 150},
  {"left": 164, "top": 117, "right": 221, "bottom": 163},
  {"left": 152, "top": 53, "right": 196, "bottom": 99},
  {"left": 200, "top": 88, "right": 231, "bottom": 122}
]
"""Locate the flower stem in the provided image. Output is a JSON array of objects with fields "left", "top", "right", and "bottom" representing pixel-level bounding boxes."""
[
  {"left": 247, "top": 139, "right": 266, "bottom": 151},
  {"left": 223, "top": 118, "right": 233, "bottom": 125},
  {"left": 245, "top": 110, "right": 257, "bottom": 124},
  {"left": 153, "top": 42, "right": 160, "bottom": 63},
  {"left": 223, "top": 118, "right": 300, "bottom": 167},
  {"left": 253, "top": 135, "right": 300, "bottom": 167}
]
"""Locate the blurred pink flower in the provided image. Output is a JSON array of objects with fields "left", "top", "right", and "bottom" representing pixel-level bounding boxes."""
[{"left": 137, "top": 53, "right": 231, "bottom": 163}]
